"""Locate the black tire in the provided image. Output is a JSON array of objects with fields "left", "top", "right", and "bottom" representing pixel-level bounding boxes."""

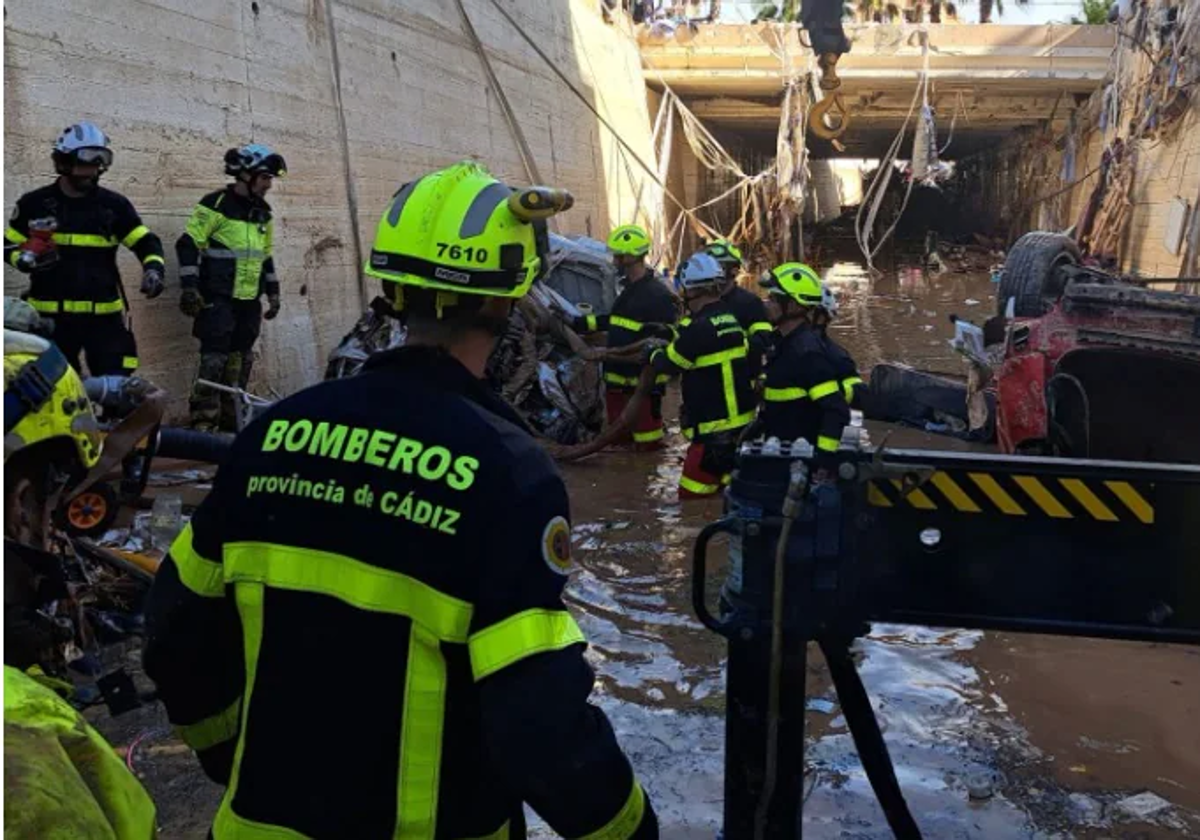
[{"left": 996, "top": 232, "right": 1081, "bottom": 317}]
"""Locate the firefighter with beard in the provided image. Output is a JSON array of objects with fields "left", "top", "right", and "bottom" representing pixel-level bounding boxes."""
[
  {"left": 4, "top": 121, "right": 165, "bottom": 375},
  {"left": 176, "top": 143, "right": 286, "bottom": 430}
]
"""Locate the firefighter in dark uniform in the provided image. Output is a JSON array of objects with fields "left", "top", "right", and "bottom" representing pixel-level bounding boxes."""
[
  {"left": 817, "top": 283, "right": 864, "bottom": 407},
  {"left": 143, "top": 161, "right": 657, "bottom": 840},
  {"left": 573, "top": 224, "right": 677, "bottom": 449},
  {"left": 703, "top": 238, "right": 773, "bottom": 363},
  {"left": 177, "top": 144, "right": 286, "bottom": 430},
  {"left": 756, "top": 263, "right": 850, "bottom": 464},
  {"left": 649, "top": 252, "right": 756, "bottom": 499},
  {"left": 4, "top": 121, "right": 165, "bottom": 375}
]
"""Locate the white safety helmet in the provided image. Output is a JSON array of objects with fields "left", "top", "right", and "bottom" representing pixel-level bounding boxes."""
[
  {"left": 52, "top": 121, "right": 113, "bottom": 170},
  {"left": 674, "top": 252, "right": 725, "bottom": 294},
  {"left": 820, "top": 284, "right": 839, "bottom": 317}
]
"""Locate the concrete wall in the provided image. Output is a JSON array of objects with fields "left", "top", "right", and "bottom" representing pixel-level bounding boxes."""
[{"left": 4, "top": 0, "right": 659, "bottom": 417}]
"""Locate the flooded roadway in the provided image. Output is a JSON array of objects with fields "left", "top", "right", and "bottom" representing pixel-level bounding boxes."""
[{"left": 556, "top": 258, "right": 1200, "bottom": 838}]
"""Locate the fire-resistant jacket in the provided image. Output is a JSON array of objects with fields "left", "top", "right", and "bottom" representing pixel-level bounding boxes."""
[
  {"left": 4, "top": 665, "right": 158, "bottom": 840},
  {"left": 176, "top": 186, "right": 278, "bottom": 301},
  {"left": 825, "top": 332, "right": 864, "bottom": 407},
  {"left": 575, "top": 274, "right": 677, "bottom": 389},
  {"left": 4, "top": 183, "right": 164, "bottom": 315},
  {"left": 649, "top": 300, "right": 756, "bottom": 440},
  {"left": 721, "top": 284, "right": 773, "bottom": 375},
  {"left": 760, "top": 325, "right": 851, "bottom": 456},
  {"left": 143, "top": 346, "right": 656, "bottom": 840}
]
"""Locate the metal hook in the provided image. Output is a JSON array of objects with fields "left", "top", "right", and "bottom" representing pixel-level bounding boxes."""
[{"left": 809, "top": 94, "right": 851, "bottom": 140}]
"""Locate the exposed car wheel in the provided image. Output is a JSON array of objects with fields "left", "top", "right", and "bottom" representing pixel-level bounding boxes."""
[{"left": 996, "top": 232, "right": 1081, "bottom": 317}]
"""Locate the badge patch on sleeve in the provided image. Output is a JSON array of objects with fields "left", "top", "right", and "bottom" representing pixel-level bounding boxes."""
[{"left": 541, "top": 516, "right": 573, "bottom": 575}]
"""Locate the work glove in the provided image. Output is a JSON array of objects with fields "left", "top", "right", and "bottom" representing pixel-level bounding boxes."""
[
  {"left": 264, "top": 294, "right": 281, "bottom": 321},
  {"left": 640, "top": 338, "right": 668, "bottom": 367},
  {"left": 179, "top": 287, "right": 205, "bottom": 318},
  {"left": 140, "top": 266, "right": 165, "bottom": 299}
]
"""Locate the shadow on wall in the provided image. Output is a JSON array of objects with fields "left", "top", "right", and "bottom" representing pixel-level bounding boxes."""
[{"left": 2, "top": 0, "right": 658, "bottom": 420}]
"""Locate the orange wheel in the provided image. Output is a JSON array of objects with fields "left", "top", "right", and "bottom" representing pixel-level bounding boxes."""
[{"left": 63, "top": 484, "right": 119, "bottom": 537}]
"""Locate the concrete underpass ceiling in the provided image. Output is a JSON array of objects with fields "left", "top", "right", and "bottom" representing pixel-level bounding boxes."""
[{"left": 641, "top": 23, "right": 1114, "bottom": 159}]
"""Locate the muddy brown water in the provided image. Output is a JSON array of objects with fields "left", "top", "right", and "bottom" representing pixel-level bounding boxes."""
[{"left": 90, "top": 258, "right": 1199, "bottom": 838}]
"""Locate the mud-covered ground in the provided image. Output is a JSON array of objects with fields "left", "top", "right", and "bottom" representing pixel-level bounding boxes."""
[{"left": 89, "top": 256, "right": 1200, "bottom": 838}]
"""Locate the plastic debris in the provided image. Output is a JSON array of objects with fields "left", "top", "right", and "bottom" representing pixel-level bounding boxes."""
[{"left": 1115, "top": 791, "right": 1172, "bottom": 820}]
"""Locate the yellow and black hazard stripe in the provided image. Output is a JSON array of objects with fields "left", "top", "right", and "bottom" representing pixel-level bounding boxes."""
[{"left": 867, "top": 471, "right": 1155, "bottom": 524}]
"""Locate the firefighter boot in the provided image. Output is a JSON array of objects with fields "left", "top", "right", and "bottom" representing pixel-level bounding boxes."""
[
  {"left": 219, "top": 352, "right": 244, "bottom": 432},
  {"left": 189, "top": 352, "right": 227, "bottom": 431}
]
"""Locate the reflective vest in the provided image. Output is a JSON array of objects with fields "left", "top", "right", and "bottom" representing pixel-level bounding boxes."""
[{"left": 177, "top": 187, "right": 275, "bottom": 300}]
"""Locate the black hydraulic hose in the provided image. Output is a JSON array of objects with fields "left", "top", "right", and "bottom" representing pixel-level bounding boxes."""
[
  {"left": 155, "top": 427, "right": 234, "bottom": 465},
  {"left": 819, "top": 636, "right": 922, "bottom": 840},
  {"left": 754, "top": 460, "right": 809, "bottom": 840}
]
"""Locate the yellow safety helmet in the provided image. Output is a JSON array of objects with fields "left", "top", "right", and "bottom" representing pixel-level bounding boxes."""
[
  {"left": 704, "top": 238, "right": 743, "bottom": 267},
  {"left": 607, "top": 224, "right": 651, "bottom": 258},
  {"left": 758, "top": 263, "right": 823, "bottom": 308},
  {"left": 364, "top": 161, "right": 572, "bottom": 306}
]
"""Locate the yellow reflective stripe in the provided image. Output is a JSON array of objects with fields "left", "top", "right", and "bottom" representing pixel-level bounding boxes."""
[
  {"left": 604, "top": 372, "right": 639, "bottom": 387},
  {"left": 666, "top": 342, "right": 694, "bottom": 370},
  {"left": 578, "top": 781, "right": 646, "bottom": 840},
  {"left": 696, "top": 410, "right": 756, "bottom": 435},
  {"left": 632, "top": 428, "right": 665, "bottom": 443},
  {"left": 748, "top": 321, "right": 773, "bottom": 335},
  {"left": 763, "top": 386, "right": 807, "bottom": 402},
  {"left": 469, "top": 608, "right": 585, "bottom": 682},
  {"left": 1012, "top": 476, "right": 1073, "bottom": 519},
  {"left": 169, "top": 523, "right": 225, "bottom": 598},
  {"left": 121, "top": 225, "right": 151, "bottom": 248},
  {"left": 175, "top": 697, "right": 241, "bottom": 752},
  {"left": 27, "top": 299, "right": 58, "bottom": 313},
  {"left": 216, "top": 582, "right": 267, "bottom": 838},
  {"left": 5, "top": 226, "right": 28, "bottom": 245},
  {"left": 842, "top": 376, "right": 863, "bottom": 401},
  {"left": 609, "top": 315, "right": 644, "bottom": 332},
  {"left": 223, "top": 542, "right": 473, "bottom": 643},
  {"left": 28, "top": 299, "right": 126, "bottom": 315},
  {"left": 809, "top": 380, "right": 841, "bottom": 400},
  {"left": 679, "top": 474, "right": 721, "bottom": 495},
  {"left": 721, "top": 360, "right": 739, "bottom": 422},
  {"left": 1058, "top": 478, "right": 1118, "bottom": 522},
  {"left": 1104, "top": 481, "right": 1155, "bottom": 524},
  {"left": 122, "top": 356, "right": 139, "bottom": 371},
  {"left": 585, "top": 314, "right": 599, "bottom": 332},
  {"left": 817, "top": 435, "right": 840, "bottom": 453},
  {"left": 8, "top": 250, "right": 21, "bottom": 267},
  {"left": 142, "top": 254, "right": 165, "bottom": 266},
  {"left": 694, "top": 346, "right": 747, "bottom": 367},
  {"left": 968, "top": 473, "right": 1026, "bottom": 515},
  {"left": 930, "top": 472, "right": 981, "bottom": 513},
  {"left": 70, "top": 299, "right": 124, "bottom": 314},
  {"left": 397, "top": 624, "right": 446, "bottom": 840},
  {"left": 51, "top": 232, "right": 117, "bottom": 247},
  {"left": 654, "top": 373, "right": 670, "bottom": 385},
  {"left": 891, "top": 479, "right": 936, "bottom": 510}
]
